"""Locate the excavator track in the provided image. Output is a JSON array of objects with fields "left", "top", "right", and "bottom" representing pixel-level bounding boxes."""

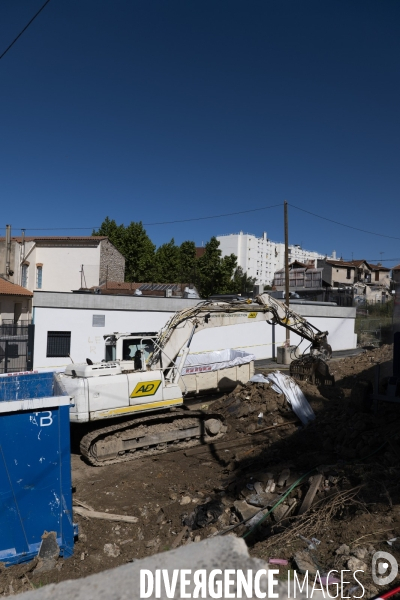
[{"left": 80, "top": 410, "right": 227, "bottom": 466}]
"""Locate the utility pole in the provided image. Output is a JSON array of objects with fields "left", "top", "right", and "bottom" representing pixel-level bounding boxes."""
[
  {"left": 284, "top": 201, "right": 290, "bottom": 344},
  {"left": 5, "top": 224, "right": 11, "bottom": 279}
]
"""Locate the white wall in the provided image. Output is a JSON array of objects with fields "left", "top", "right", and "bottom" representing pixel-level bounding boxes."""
[
  {"left": 32, "top": 304, "right": 357, "bottom": 370},
  {"left": 23, "top": 244, "right": 100, "bottom": 293}
]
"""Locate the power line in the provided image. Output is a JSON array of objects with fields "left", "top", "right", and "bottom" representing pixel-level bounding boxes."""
[
  {"left": 4, "top": 201, "right": 400, "bottom": 244},
  {"left": 289, "top": 203, "right": 400, "bottom": 241},
  {"left": 344, "top": 258, "right": 400, "bottom": 263},
  {"left": 0, "top": 0, "right": 52, "bottom": 62},
  {"left": 143, "top": 203, "right": 282, "bottom": 225},
  {"left": 8, "top": 202, "right": 283, "bottom": 231}
]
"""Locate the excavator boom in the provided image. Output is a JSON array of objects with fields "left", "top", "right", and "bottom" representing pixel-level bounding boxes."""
[{"left": 149, "top": 292, "right": 332, "bottom": 374}]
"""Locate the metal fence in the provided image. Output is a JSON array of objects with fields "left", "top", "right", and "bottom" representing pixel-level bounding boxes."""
[
  {"left": 356, "top": 318, "right": 382, "bottom": 348},
  {"left": 0, "top": 324, "right": 34, "bottom": 374}
]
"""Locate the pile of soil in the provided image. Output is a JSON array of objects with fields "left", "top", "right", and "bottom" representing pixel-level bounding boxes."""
[{"left": 1, "top": 345, "right": 399, "bottom": 597}]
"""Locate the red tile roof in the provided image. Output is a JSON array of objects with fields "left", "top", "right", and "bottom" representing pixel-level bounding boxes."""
[
  {"left": 392, "top": 265, "right": 400, "bottom": 271},
  {"left": 349, "top": 260, "right": 369, "bottom": 267},
  {"left": 367, "top": 263, "right": 391, "bottom": 271},
  {"left": 325, "top": 259, "right": 355, "bottom": 268},
  {"left": 0, "top": 278, "right": 33, "bottom": 297}
]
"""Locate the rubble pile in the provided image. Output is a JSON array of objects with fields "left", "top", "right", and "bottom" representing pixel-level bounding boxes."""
[
  {"left": 208, "top": 344, "right": 399, "bottom": 469},
  {"left": 2, "top": 345, "right": 400, "bottom": 597},
  {"left": 211, "top": 380, "right": 293, "bottom": 434}
]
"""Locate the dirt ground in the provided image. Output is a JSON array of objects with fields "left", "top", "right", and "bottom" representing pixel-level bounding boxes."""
[{"left": 2, "top": 345, "right": 400, "bottom": 597}]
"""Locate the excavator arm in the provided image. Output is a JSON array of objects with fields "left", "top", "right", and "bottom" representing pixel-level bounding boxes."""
[{"left": 148, "top": 292, "right": 332, "bottom": 373}]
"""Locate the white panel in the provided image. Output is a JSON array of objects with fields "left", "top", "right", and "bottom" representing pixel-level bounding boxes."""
[{"left": 88, "top": 374, "right": 128, "bottom": 411}]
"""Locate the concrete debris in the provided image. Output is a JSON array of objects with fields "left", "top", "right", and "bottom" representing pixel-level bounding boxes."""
[
  {"left": 246, "top": 492, "right": 279, "bottom": 507},
  {"left": 347, "top": 556, "right": 368, "bottom": 572},
  {"left": 277, "top": 468, "right": 290, "bottom": 487},
  {"left": 233, "top": 500, "right": 261, "bottom": 522},
  {"left": 351, "top": 547, "right": 368, "bottom": 560},
  {"left": 103, "top": 543, "right": 120, "bottom": 558},
  {"left": 145, "top": 538, "right": 160, "bottom": 549},
  {"left": 266, "top": 480, "right": 276, "bottom": 493},
  {"left": 294, "top": 550, "right": 319, "bottom": 575},
  {"left": 335, "top": 544, "right": 350, "bottom": 556},
  {"left": 254, "top": 481, "right": 264, "bottom": 495},
  {"left": 272, "top": 503, "right": 290, "bottom": 522},
  {"left": 179, "top": 496, "right": 191, "bottom": 505}
]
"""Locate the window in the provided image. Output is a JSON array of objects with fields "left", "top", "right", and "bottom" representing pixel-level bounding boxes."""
[
  {"left": 346, "top": 268, "right": 351, "bottom": 280},
  {"left": 21, "top": 264, "right": 28, "bottom": 288},
  {"left": 46, "top": 331, "right": 71, "bottom": 357},
  {"left": 375, "top": 271, "right": 379, "bottom": 282},
  {"left": 92, "top": 314, "right": 105, "bottom": 327},
  {"left": 36, "top": 266, "right": 43, "bottom": 289},
  {"left": 122, "top": 338, "right": 155, "bottom": 361}
]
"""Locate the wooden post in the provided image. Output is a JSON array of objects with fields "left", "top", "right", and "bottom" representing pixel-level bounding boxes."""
[{"left": 284, "top": 201, "right": 290, "bottom": 344}]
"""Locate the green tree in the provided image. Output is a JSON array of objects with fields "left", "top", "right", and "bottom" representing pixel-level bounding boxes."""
[
  {"left": 196, "top": 237, "right": 237, "bottom": 297},
  {"left": 122, "top": 221, "right": 156, "bottom": 282},
  {"left": 179, "top": 241, "right": 197, "bottom": 283},
  {"left": 231, "top": 267, "right": 256, "bottom": 294},
  {"left": 153, "top": 238, "right": 180, "bottom": 282}
]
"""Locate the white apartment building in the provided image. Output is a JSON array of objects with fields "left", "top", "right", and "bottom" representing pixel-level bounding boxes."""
[{"left": 217, "top": 231, "right": 331, "bottom": 286}]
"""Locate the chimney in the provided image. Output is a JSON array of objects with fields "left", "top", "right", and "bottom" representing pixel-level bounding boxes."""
[{"left": 332, "top": 250, "right": 336, "bottom": 260}]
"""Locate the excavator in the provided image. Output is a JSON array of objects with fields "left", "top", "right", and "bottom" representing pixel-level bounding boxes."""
[{"left": 57, "top": 293, "right": 332, "bottom": 466}]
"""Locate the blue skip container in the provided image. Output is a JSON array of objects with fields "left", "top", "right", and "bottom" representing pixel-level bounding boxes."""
[{"left": 0, "top": 372, "right": 74, "bottom": 566}]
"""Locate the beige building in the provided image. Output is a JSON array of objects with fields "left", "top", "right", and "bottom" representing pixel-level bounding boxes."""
[
  {"left": 316, "top": 258, "right": 392, "bottom": 305},
  {"left": 393, "top": 265, "right": 400, "bottom": 285},
  {"left": 317, "top": 258, "right": 356, "bottom": 286},
  {"left": 367, "top": 263, "right": 391, "bottom": 286},
  {"left": 0, "top": 236, "right": 125, "bottom": 293},
  {"left": 0, "top": 278, "right": 33, "bottom": 325}
]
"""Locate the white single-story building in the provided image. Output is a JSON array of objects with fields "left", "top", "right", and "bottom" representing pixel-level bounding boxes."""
[{"left": 31, "top": 291, "right": 357, "bottom": 371}]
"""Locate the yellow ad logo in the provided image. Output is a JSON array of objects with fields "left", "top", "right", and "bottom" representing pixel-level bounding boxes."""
[
  {"left": 130, "top": 380, "right": 162, "bottom": 398},
  {"left": 248, "top": 312, "right": 257, "bottom": 318}
]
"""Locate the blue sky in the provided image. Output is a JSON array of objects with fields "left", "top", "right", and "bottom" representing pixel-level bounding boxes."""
[{"left": 1, "top": 1, "right": 399, "bottom": 264}]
